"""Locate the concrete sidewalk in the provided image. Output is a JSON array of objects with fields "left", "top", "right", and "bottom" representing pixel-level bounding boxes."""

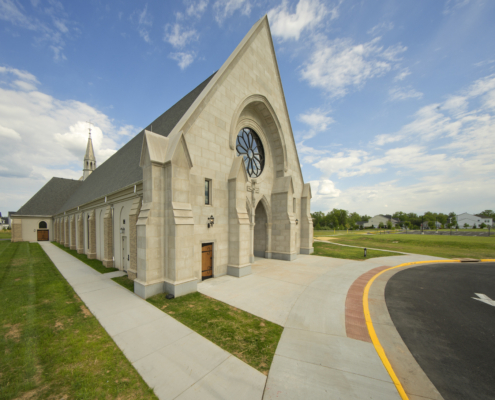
[
  {"left": 40, "top": 242, "right": 266, "bottom": 400},
  {"left": 199, "top": 253, "right": 445, "bottom": 400}
]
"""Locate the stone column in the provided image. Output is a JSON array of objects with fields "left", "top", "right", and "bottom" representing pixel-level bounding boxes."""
[
  {"left": 53, "top": 219, "right": 57, "bottom": 242},
  {"left": 70, "top": 216, "right": 76, "bottom": 250},
  {"left": 128, "top": 197, "right": 142, "bottom": 280},
  {"left": 265, "top": 223, "right": 272, "bottom": 258},
  {"left": 60, "top": 218, "right": 65, "bottom": 246},
  {"left": 227, "top": 156, "right": 251, "bottom": 277},
  {"left": 300, "top": 183, "right": 314, "bottom": 255},
  {"left": 77, "top": 213, "right": 84, "bottom": 254},
  {"left": 64, "top": 217, "right": 70, "bottom": 248},
  {"left": 88, "top": 210, "right": 96, "bottom": 259},
  {"left": 11, "top": 219, "right": 22, "bottom": 242},
  {"left": 271, "top": 176, "right": 297, "bottom": 261},
  {"left": 102, "top": 206, "right": 114, "bottom": 268}
]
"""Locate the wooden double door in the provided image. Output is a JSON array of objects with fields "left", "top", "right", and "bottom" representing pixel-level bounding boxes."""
[
  {"left": 37, "top": 230, "right": 49, "bottom": 241},
  {"left": 202, "top": 243, "right": 213, "bottom": 280}
]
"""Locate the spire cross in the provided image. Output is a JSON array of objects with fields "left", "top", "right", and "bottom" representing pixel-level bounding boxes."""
[{"left": 86, "top": 120, "right": 92, "bottom": 138}]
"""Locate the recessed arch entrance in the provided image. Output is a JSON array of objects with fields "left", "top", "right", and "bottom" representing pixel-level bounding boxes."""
[{"left": 253, "top": 196, "right": 272, "bottom": 259}]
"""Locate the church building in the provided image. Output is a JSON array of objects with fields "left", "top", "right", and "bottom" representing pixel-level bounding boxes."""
[{"left": 11, "top": 16, "right": 314, "bottom": 298}]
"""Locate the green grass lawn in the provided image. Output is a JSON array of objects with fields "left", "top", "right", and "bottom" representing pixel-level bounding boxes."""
[
  {"left": 313, "top": 241, "right": 403, "bottom": 260},
  {"left": 51, "top": 241, "right": 118, "bottom": 274},
  {"left": 112, "top": 276, "right": 283, "bottom": 376},
  {"left": 0, "top": 230, "right": 11, "bottom": 239},
  {"left": 326, "top": 234, "right": 495, "bottom": 259},
  {"left": 0, "top": 241, "right": 157, "bottom": 400}
]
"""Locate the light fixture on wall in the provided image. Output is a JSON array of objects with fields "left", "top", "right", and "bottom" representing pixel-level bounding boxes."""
[
  {"left": 296, "top": 219, "right": 299, "bottom": 225},
  {"left": 207, "top": 215, "right": 215, "bottom": 228}
]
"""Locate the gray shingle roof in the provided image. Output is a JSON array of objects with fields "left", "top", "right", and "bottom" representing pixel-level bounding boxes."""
[
  {"left": 16, "top": 177, "right": 83, "bottom": 216},
  {"left": 56, "top": 72, "right": 216, "bottom": 214}
]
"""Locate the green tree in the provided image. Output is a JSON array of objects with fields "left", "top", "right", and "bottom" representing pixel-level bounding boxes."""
[
  {"left": 378, "top": 222, "right": 385, "bottom": 229},
  {"left": 463, "top": 223, "right": 469, "bottom": 228},
  {"left": 386, "top": 220, "right": 393, "bottom": 229},
  {"left": 480, "top": 223, "right": 487, "bottom": 229}
]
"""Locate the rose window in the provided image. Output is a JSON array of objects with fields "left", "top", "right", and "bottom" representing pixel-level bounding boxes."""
[{"left": 236, "top": 128, "right": 265, "bottom": 178}]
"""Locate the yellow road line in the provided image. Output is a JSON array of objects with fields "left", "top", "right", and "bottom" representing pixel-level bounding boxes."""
[{"left": 363, "top": 260, "right": 460, "bottom": 399}]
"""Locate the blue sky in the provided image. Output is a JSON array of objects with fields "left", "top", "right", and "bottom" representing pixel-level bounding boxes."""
[{"left": 1, "top": 0, "right": 494, "bottom": 217}]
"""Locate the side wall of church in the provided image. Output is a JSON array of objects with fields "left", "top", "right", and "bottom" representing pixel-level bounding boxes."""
[{"left": 17, "top": 217, "right": 53, "bottom": 242}]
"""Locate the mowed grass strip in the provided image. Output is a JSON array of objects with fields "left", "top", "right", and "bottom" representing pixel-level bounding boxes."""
[
  {"left": 313, "top": 241, "right": 402, "bottom": 260},
  {"left": 148, "top": 292, "right": 283, "bottom": 375},
  {"left": 0, "top": 230, "right": 11, "bottom": 239},
  {"left": 0, "top": 242, "right": 157, "bottom": 400},
  {"left": 114, "top": 276, "right": 282, "bottom": 376},
  {"left": 51, "top": 241, "right": 118, "bottom": 274},
  {"left": 329, "top": 234, "right": 495, "bottom": 259}
]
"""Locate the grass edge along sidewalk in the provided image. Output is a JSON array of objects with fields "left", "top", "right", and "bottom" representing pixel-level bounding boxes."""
[
  {"left": 112, "top": 275, "right": 283, "bottom": 376},
  {"left": 52, "top": 241, "right": 118, "bottom": 274},
  {"left": 0, "top": 241, "right": 157, "bottom": 400},
  {"left": 313, "top": 240, "right": 404, "bottom": 260},
  {"left": 322, "top": 233, "right": 495, "bottom": 260}
]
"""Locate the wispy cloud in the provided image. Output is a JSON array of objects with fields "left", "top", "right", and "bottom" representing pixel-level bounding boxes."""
[
  {"left": 394, "top": 68, "right": 411, "bottom": 82},
  {"left": 267, "top": 0, "right": 333, "bottom": 41},
  {"left": 213, "top": 0, "right": 251, "bottom": 24},
  {"left": 131, "top": 4, "right": 152, "bottom": 43},
  {"left": 298, "top": 108, "right": 334, "bottom": 139},
  {"left": 367, "top": 22, "right": 394, "bottom": 36},
  {"left": 164, "top": 23, "right": 198, "bottom": 48},
  {"left": 301, "top": 37, "right": 407, "bottom": 97},
  {"left": 389, "top": 86, "right": 423, "bottom": 101},
  {"left": 169, "top": 52, "right": 195, "bottom": 69},
  {"left": 185, "top": 0, "right": 209, "bottom": 18},
  {"left": 0, "top": 0, "right": 72, "bottom": 61}
]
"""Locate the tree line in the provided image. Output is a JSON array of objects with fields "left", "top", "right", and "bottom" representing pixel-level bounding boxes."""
[{"left": 311, "top": 209, "right": 495, "bottom": 230}]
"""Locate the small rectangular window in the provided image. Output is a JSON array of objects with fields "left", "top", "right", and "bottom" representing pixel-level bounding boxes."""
[
  {"left": 205, "top": 179, "right": 211, "bottom": 205},
  {"left": 293, "top": 198, "right": 296, "bottom": 213}
]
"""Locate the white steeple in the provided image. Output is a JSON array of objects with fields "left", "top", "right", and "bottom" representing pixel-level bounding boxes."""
[{"left": 83, "top": 124, "right": 96, "bottom": 180}]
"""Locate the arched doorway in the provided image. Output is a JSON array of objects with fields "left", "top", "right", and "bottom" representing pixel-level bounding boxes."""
[{"left": 254, "top": 201, "right": 268, "bottom": 257}]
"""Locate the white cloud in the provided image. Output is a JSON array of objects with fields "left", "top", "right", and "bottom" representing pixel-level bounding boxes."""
[
  {"left": 164, "top": 23, "right": 198, "bottom": 48},
  {"left": 267, "top": 0, "right": 331, "bottom": 41},
  {"left": 186, "top": 0, "right": 209, "bottom": 18},
  {"left": 307, "top": 73, "right": 495, "bottom": 214},
  {"left": 301, "top": 37, "right": 407, "bottom": 97},
  {"left": 0, "top": 67, "right": 137, "bottom": 211},
  {"left": 131, "top": 4, "right": 153, "bottom": 43},
  {"left": 298, "top": 108, "right": 334, "bottom": 139},
  {"left": 389, "top": 86, "right": 423, "bottom": 101},
  {"left": 309, "top": 179, "right": 341, "bottom": 199},
  {"left": 394, "top": 68, "right": 411, "bottom": 82},
  {"left": 169, "top": 52, "right": 195, "bottom": 69},
  {"left": 367, "top": 22, "right": 394, "bottom": 36},
  {"left": 213, "top": 0, "right": 250, "bottom": 24}
]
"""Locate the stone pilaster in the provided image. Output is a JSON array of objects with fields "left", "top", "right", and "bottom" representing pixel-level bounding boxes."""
[
  {"left": 128, "top": 197, "right": 142, "bottom": 280},
  {"left": 70, "top": 215, "right": 76, "bottom": 250},
  {"left": 102, "top": 206, "right": 114, "bottom": 268},
  {"left": 64, "top": 217, "right": 70, "bottom": 248},
  {"left": 88, "top": 210, "right": 96, "bottom": 259},
  {"left": 300, "top": 183, "right": 314, "bottom": 254},
  {"left": 227, "top": 156, "right": 251, "bottom": 277},
  {"left": 60, "top": 218, "right": 65, "bottom": 246},
  {"left": 76, "top": 213, "right": 84, "bottom": 254},
  {"left": 11, "top": 219, "right": 22, "bottom": 242},
  {"left": 271, "top": 176, "right": 297, "bottom": 261}
]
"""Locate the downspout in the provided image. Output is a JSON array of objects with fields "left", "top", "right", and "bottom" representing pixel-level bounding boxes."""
[{"left": 111, "top": 205, "right": 115, "bottom": 268}]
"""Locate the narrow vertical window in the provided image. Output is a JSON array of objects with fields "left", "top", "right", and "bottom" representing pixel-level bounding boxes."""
[
  {"left": 205, "top": 179, "right": 211, "bottom": 205},
  {"left": 293, "top": 198, "right": 296, "bottom": 213},
  {"left": 87, "top": 215, "right": 90, "bottom": 249}
]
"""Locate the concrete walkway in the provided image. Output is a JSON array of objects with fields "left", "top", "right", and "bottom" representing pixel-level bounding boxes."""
[
  {"left": 39, "top": 242, "right": 266, "bottom": 400},
  {"left": 198, "top": 253, "right": 446, "bottom": 399}
]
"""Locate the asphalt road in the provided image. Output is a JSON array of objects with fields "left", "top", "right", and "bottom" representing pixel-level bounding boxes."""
[{"left": 386, "top": 263, "right": 495, "bottom": 400}]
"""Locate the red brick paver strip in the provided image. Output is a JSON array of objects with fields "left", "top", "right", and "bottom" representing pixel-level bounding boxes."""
[{"left": 345, "top": 266, "right": 389, "bottom": 342}]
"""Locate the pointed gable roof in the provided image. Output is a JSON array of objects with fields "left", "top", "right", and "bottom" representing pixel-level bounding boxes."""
[
  {"left": 17, "top": 178, "right": 83, "bottom": 216},
  {"left": 56, "top": 72, "right": 215, "bottom": 214}
]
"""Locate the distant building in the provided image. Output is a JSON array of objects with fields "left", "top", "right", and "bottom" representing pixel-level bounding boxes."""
[
  {"left": 363, "top": 214, "right": 400, "bottom": 228},
  {"left": 0, "top": 213, "right": 8, "bottom": 229},
  {"left": 457, "top": 212, "right": 493, "bottom": 228},
  {"left": 420, "top": 221, "right": 442, "bottom": 229}
]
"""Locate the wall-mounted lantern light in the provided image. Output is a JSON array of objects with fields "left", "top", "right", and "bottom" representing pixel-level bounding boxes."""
[
  {"left": 207, "top": 215, "right": 215, "bottom": 228},
  {"left": 295, "top": 219, "right": 299, "bottom": 225}
]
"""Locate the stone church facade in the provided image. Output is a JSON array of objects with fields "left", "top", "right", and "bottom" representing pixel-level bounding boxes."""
[{"left": 12, "top": 16, "right": 314, "bottom": 298}]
